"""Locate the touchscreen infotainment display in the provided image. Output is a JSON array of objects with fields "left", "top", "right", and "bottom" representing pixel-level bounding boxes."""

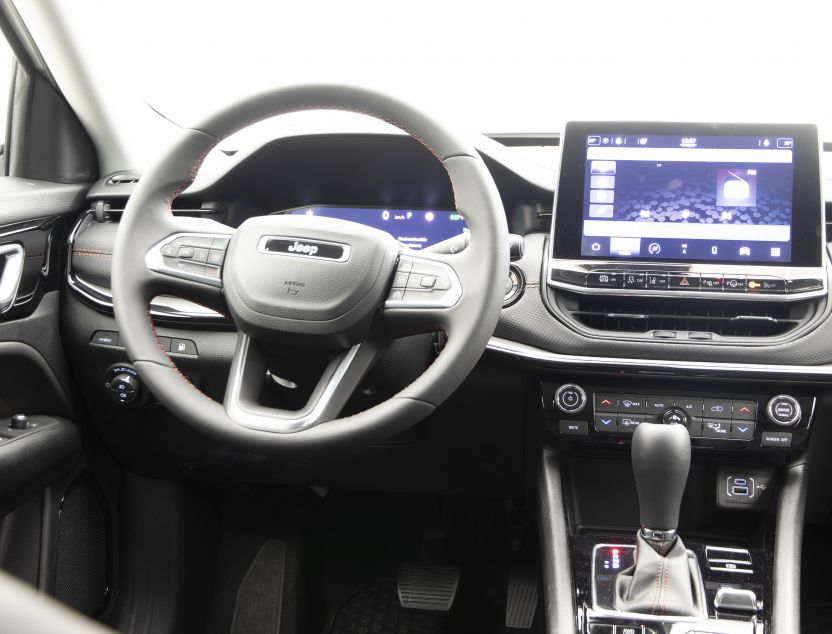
[
  {"left": 580, "top": 134, "right": 793, "bottom": 263},
  {"left": 552, "top": 122, "right": 823, "bottom": 268}
]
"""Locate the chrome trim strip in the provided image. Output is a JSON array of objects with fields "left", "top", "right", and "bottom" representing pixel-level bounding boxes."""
[
  {"left": 548, "top": 259, "right": 827, "bottom": 302},
  {"left": 486, "top": 335, "right": 832, "bottom": 377},
  {"left": 225, "top": 334, "right": 361, "bottom": 433},
  {"left": 66, "top": 213, "right": 227, "bottom": 321},
  {"left": 590, "top": 543, "right": 709, "bottom": 623},
  {"left": 0, "top": 244, "right": 25, "bottom": 313},
  {"left": 256, "top": 235, "right": 351, "bottom": 262}
]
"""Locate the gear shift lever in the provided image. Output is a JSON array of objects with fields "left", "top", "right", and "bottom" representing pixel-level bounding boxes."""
[
  {"left": 613, "top": 422, "right": 704, "bottom": 617},
  {"left": 631, "top": 422, "right": 690, "bottom": 549}
]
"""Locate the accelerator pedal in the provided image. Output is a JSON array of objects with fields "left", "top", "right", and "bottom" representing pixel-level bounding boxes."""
[
  {"left": 397, "top": 563, "right": 460, "bottom": 612},
  {"left": 505, "top": 565, "right": 539, "bottom": 629}
]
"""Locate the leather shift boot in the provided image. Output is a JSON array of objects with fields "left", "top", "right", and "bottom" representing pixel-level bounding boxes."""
[{"left": 614, "top": 533, "right": 704, "bottom": 617}]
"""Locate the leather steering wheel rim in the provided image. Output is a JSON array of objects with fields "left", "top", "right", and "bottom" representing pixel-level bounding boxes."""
[{"left": 111, "top": 84, "right": 508, "bottom": 451}]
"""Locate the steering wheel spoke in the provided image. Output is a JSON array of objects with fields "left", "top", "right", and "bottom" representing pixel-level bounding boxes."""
[{"left": 223, "top": 334, "right": 383, "bottom": 432}]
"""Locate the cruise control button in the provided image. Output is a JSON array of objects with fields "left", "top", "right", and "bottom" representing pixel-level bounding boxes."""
[
  {"left": 761, "top": 431, "right": 793, "bottom": 447},
  {"left": 594, "top": 393, "right": 620, "bottom": 412},
  {"left": 731, "top": 422, "right": 756, "bottom": 440},
  {"left": 645, "top": 273, "right": 668, "bottom": 289},
  {"left": 191, "top": 247, "right": 210, "bottom": 263},
  {"left": 623, "top": 272, "right": 645, "bottom": 289},
  {"left": 669, "top": 273, "right": 700, "bottom": 289},
  {"left": 700, "top": 275, "right": 724, "bottom": 290},
  {"left": 587, "top": 272, "right": 622, "bottom": 288},
  {"left": 171, "top": 260, "right": 206, "bottom": 276},
  {"left": 704, "top": 398, "right": 732, "bottom": 419},
  {"left": 702, "top": 419, "right": 730, "bottom": 439},
  {"left": 732, "top": 401, "right": 757, "bottom": 421},
  {"left": 723, "top": 276, "right": 747, "bottom": 292},
  {"left": 559, "top": 420, "right": 589, "bottom": 436},
  {"left": 173, "top": 235, "right": 214, "bottom": 248},
  {"left": 594, "top": 414, "right": 617, "bottom": 432},
  {"left": 747, "top": 277, "right": 786, "bottom": 293},
  {"left": 396, "top": 258, "right": 413, "bottom": 272}
]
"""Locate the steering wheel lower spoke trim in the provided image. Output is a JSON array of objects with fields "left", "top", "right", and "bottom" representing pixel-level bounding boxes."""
[{"left": 224, "top": 334, "right": 383, "bottom": 433}]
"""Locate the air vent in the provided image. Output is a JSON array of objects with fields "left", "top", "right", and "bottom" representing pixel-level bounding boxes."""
[
  {"left": 558, "top": 293, "right": 817, "bottom": 338},
  {"left": 105, "top": 172, "right": 141, "bottom": 185}
]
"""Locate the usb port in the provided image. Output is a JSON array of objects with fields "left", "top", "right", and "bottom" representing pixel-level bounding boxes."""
[
  {"left": 732, "top": 478, "right": 747, "bottom": 486},
  {"left": 731, "top": 485, "right": 750, "bottom": 497}
]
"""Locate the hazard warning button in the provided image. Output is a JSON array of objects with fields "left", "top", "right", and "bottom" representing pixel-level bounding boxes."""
[{"left": 668, "top": 272, "right": 701, "bottom": 289}]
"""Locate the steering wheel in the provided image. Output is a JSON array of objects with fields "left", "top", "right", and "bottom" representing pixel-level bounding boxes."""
[{"left": 111, "top": 85, "right": 508, "bottom": 450}]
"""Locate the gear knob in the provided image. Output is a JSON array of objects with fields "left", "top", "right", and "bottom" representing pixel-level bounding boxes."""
[{"left": 631, "top": 422, "right": 691, "bottom": 533}]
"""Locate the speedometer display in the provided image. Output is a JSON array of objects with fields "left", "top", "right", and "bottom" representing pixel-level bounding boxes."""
[{"left": 282, "top": 206, "right": 467, "bottom": 250}]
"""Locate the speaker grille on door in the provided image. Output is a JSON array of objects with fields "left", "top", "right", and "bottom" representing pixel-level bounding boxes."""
[{"left": 54, "top": 475, "right": 110, "bottom": 615}]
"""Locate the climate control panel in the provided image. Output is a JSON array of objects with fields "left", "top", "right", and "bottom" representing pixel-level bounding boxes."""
[{"left": 541, "top": 382, "right": 815, "bottom": 452}]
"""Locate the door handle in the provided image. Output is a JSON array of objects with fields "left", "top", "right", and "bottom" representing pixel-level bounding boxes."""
[{"left": 0, "top": 244, "right": 24, "bottom": 314}]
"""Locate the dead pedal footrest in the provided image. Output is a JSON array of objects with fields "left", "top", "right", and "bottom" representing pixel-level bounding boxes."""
[{"left": 396, "top": 563, "right": 460, "bottom": 612}]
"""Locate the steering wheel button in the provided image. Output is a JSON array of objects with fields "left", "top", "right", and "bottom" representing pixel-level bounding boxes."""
[
  {"left": 211, "top": 237, "right": 230, "bottom": 250},
  {"left": 434, "top": 277, "right": 451, "bottom": 290},
  {"left": 172, "top": 260, "right": 206, "bottom": 276},
  {"left": 178, "top": 246, "right": 195, "bottom": 259},
  {"left": 402, "top": 289, "right": 443, "bottom": 303},
  {"left": 161, "top": 244, "right": 177, "bottom": 257},
  {"left": 204, "top": 266, "right": 221, "bottom": 279},
  {"left": 192, "top": 247, "right": 210, "bottom": 263},
  {"left": 388, "top": 288, "right": 405, "bottom": 301},
  {"left": 392, "top": 271, "right": 410, "bottom": 288},
  {"left": 396, "top": 258, "right": 413, "bottom": 272},
  {"left": 207, "top": 249, "right": 226, "bottom": 266},
  {"left": 419, "top": 276, "right": 437, "bottom": 288}
]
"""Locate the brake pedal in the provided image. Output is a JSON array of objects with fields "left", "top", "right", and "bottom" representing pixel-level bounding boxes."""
[
  {"left": 397, "top": 563, "right": 460, "bottom": 612},
  {"left": 505, "top": 565, "right": 539, "bottom": 629}
]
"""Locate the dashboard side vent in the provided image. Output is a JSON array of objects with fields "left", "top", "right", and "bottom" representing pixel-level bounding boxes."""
[
  {"left": 105, "top": 171, "right": 141, "bottom": 185},
  {"left": 558, "top": 293, "right": 817, "bottom": 338}
]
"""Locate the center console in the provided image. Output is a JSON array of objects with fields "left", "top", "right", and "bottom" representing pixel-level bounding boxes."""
[{"left": 535, "top": 121, "right": 824, "bottom": 634}]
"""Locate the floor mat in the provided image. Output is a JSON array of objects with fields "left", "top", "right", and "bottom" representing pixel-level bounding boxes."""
[
  {"left": 329, "top": 581, "right": 446, "bottom": 634},
  {"left": 804, "top": 606, "right": 832, "bottom": 634}
]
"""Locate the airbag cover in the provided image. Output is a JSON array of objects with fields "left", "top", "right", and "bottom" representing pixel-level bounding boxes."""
[{"left": 223, "top": 215, "right": 400, "bottom": 345}]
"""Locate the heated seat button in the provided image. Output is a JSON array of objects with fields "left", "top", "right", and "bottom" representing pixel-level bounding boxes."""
[
  {"left": 732, "top": 400, "right": 757, "bottom": 421},
  {"left": 587, "top": 272, "right": 622, "bottom": 288},
  {"left": 703, "top": 398, "right": 732, "bottom": 419},
  {"left": 668, "top": 273, "right": 700, "bottom": 289},
  {"left": 702, "top": 419, "right": 730, "bottom": 439},
  {"left": 594, "top": 414, "right": 618, "bottom": 433}
]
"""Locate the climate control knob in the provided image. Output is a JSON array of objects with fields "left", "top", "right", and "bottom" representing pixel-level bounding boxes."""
[
  {"left": 662, "top": 407, "right": 689, "bottom": 426},
  {"left": 554, "top": 384, "right": 587, "bottom": 414},
  {"left": 766, "top": 395, "right": 801, "bottom": 427}
]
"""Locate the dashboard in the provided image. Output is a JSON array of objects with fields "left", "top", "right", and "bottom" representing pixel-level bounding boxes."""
[{"left": 278, "top": 205, "right": 468, "bottom": 250}]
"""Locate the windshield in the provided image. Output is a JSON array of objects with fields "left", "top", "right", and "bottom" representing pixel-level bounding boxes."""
[{"left": 15, "top": 0, "right": 832, "bottom": 165}]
